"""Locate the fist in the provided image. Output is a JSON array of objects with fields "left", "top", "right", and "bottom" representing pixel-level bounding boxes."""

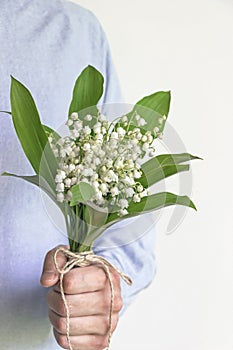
[{"left": 40, "top": 246, "right": 123, "bottom": 350}]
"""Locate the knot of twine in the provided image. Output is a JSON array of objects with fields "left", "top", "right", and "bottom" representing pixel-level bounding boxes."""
[{"left": 53, "top": 247, "right": 132, "bottom": 350}]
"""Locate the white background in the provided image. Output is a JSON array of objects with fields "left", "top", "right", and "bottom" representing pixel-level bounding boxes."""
[{"left": 73, "top": 1, "right": 233, "bottom": 349}]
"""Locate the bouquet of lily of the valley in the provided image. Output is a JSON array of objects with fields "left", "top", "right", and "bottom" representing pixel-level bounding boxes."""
[
  {"left": 2, "top": 65, "right": 199, "bottom": 252},
  {"left": 2, "top": 65, "right": 200, "bottom": 349}
]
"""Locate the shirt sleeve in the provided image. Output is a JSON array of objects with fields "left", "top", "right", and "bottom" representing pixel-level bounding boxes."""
[
  {"left": 89, "top": 14, "right": 157, "bottom": 312},
  {"left": 94, "top": 214, "right": 157, "bottom": 314}
]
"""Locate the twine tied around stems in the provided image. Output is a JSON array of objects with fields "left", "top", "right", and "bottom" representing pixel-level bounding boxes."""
[{"left": 53, "top": 247, "right": 132, "bottom": 350}]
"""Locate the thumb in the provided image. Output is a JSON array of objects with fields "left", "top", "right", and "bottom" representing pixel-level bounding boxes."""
[{"left": 40, "top": 245, "right": 68, "bottom": 287}]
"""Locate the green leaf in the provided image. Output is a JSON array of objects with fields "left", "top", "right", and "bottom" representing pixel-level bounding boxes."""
[
  {"left": 140, "top": 153, "right": 201, "bottom": 187},
  {"left": 126, "top": 91, "right": 171, "bottom": 136},
  {"left": 10, "top": 76, "right": 57, "bottom": 189},
  {"left": 10, "top": 76, "right": 47, "bottom": 174},
  {"left": 141, "top": 164, "right": 190, "bottom": 187},
  {"left": 154, "top": 153, "right": 202, "bottom": 165},
  {"left": 137, "top": 91, "right": 171, "bottom": 117},
  {"left": 107, "top": 192, "right": 196, "bottom": 223},
  {"left": 68, "top": 65, "right": 104, "bottom": 118},
  {"left": 129, "top": 192, "right": 196, "bottom": 212},
  {"left": 70, "top": 182, "right": 95, "bottom": 206},
  {"left": 83, "top": 202, "right": 108, "bottom": 229},
  {"left": 79, "top": 202, "right": 109, "bottom": 246}
]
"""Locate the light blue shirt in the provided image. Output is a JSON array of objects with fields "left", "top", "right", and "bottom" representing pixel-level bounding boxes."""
[{"left": 0, "top": 1, "right": 156, "bottom": 349}]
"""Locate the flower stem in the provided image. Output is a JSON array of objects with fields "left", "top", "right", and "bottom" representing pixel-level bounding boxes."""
[{"left": 68, "top": 238, "right": 92, "bottom": 253}]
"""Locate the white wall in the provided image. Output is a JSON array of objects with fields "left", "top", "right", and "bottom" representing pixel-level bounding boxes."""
[{"left": 72, "top": 1, "right": 233, "bottom": 349}]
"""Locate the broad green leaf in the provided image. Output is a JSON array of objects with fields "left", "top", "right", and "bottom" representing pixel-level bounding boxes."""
[
  {"left": 70, "top": 182, "right": 95, "bottom": 206},
  {"left": 141, "top": 164, "right": 190, "bottom": 188},
  {"left": 68, "top": 65, "right": 104, "bottom": 118},
  {"left": 107, "top": 192, "right": 196, "bottom": 223},
  {"left": 127, "top": 192, "right": 196, "bottom": 213},
  {"left": 140, "top": 153, "right": 201, "bottom": 187},
  {"left": 10, "top": 76, "right": 47, "bottom": 174},
  {"left": 76, "top": 190, "right": 196, "bottom": 243},
  {"left": 84, "top": 201, "right": 108, "bottom": 229},
  {"left": 126, "top": 91, "right": 171, "bottom": 136},
  {"left": 80, "top": 202, "right": 109, "bottom": 245},
  {"left": 154, "top": 153, "right": 202, "bottom": 166},
  {"left": 137, "top": 91, "right": 171, "bottom": 117},
  {"left": 10, "top": 76, "right": 57, "bottom": 190}
]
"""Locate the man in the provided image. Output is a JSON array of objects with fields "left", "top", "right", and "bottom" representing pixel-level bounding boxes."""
[{"left": 0, "top": 1, "right": 156, "bottom": 349}]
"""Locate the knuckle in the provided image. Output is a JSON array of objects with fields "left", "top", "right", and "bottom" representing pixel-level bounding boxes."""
[
  {"left": 44, "top": 246, "right": 58, "bottom": 265},
  {"left": 63, "top": 274, "right": 74, "bottom": 294},
  {"left": 56, "top": 298, "right": 66, "bottom": 316},
  {"left": 112, "top": 270, "right": 121, "bottom": 286},
  {"left": 100, "top": 336, "right": 108, "bottom": 350},
  {"left": 101, "top": 314, "right": 118, "bottom": 335},
  {"left": 95, "top": 268, "right": 107, "bottom": 288},
  {"left": 112, "top": 314, "right": 119, "bottom": 332},
  {"left": 101, "top": 316, "right": 110, "bottom": 335},
  {"left": 44, "top": 245, "right": 63, "bottom": 262},
  {"left": 53, "top": 294, "right": 68, "bottom": 317},
  {"left": 54, "top": 331, "right": 68, "bottom": 349},
  {"left": 56, "top": 316, "right": 66, "bottom": 334},
  {"left": 59, "top": 302, "right": 70, "bottom": 317},
  {"left": 114, "top": 294, "right": 123, "bottom": 312},
  {"left": 91, "top": 335, "right": 108, "bottom": 350}
]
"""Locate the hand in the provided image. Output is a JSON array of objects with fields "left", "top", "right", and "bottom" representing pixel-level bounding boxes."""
[{"left": 40, "top": 246, "right": 123, "bottom": 350}]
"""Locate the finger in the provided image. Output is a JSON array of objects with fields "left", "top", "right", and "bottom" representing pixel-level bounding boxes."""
[
  {"left": 40, "top": 245, "right": 68, "bottom": 287},
  {"left": 47, "top": 288, "right": 122, "bottom": 317},
  {"left": 53, "top": 329, "right": 108, "bottom": 350},
  {"left": 47, "top": 289, "right": 106, "bottom": 316},
  {"left": 53, "top": 266, "right": 107, "bottom": 294},
  {"left": 49, "top": 309, "right": 119, "bottom": 336}
]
